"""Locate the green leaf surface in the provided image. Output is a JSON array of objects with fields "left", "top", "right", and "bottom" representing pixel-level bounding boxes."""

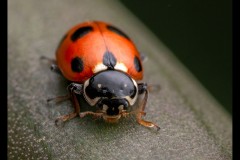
[{"left": 8, "top": 0, "right": 232, "bottom": 159}]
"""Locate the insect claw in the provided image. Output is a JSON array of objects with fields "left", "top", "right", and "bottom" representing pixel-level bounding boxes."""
[{"left": 55, "top": 118, "right": 65, "bottom": 127}]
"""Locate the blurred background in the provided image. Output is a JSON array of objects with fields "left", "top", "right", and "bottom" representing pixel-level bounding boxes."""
[{"left": 120, "top": 0, "right": 232, "bottom": 114}]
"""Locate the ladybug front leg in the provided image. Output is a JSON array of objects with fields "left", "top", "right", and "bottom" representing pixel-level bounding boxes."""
[
  {"left": 40, "top": 55, "right": 56, "bottom": 64},
  {"left": 137, "top": 83, "right": 160, "bottom": 131},
  {"left": 40, "top": 56, "right": 63, "bottom": 76},
  {"left": 50, "top": 64, "right": 62, "bottom": 75},
  {"left": 79, "top": 111, "right": 103, "bottom": 119},
  {"left": 47, "top": 83, "right": 83, "bottom": 103},
  {"left": 55, "top": 83, "right": 83, "bottom": 125},
  {"left": 47, "top": 94, "right": 71, "bottom": 103}
]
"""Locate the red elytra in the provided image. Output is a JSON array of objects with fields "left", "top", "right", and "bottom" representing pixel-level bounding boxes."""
[{"left": 56, "top": 21, "right": 143, "bottom": 83}]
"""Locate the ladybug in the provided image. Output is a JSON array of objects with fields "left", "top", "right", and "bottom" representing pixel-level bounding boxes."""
[{"left": 45, "top": 21, "right": 160, "bottom": 131}]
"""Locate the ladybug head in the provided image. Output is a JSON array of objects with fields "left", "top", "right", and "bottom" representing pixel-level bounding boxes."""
[{"left": 83, "top": 70, "right": 138, "bottom": 122}]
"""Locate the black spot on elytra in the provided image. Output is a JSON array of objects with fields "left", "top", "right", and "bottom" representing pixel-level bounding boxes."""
[
  {"left": 134, "top": 56, "right": 142, "bottom": 72},
  {"left": 103, "top": 51, "right": 117, "bottom": 69},
  {"left": 71, "top": 26, "right": 93, "bottom": 41},
  {"left": 107, "top": 25, "right": 130, "bottom": 40},
  {"left": 71, "top": 57, "right": 84, "bottom": 73}
]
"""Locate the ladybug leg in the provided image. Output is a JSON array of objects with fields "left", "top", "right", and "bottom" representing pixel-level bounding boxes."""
[
  {"left": 48, "top": 83, "right": 82, "bottom": 106},
  {"left": 138, "top": 82, "right": 161, "bottom": 93},
  {"left": 147, "top": 84, "right": 161, "bottom": 93},
  {"left": 50, "top": 64, "right": 62, "bottom": 75},
  {"left": 79, "top": 111, "right": 103, "bottom": 119},
  {"left": 55, "top": 83, "right": 83, "bottom": 124},
  {"left": 40, "top": 55, "right": 56, "bottom": 64},
  {"left": 67, "top": 83, "right": 83, "bottom": 95},
  {"left": 55, "top": 93, "right": 80, "bottom": 126},
  {"left": 120, "top": 111, "right": 130, "bottom": 118},
  {"left": 139, "top": 52, "right": 148, "bottom": 62},
  {"left": 47, "top": 94, "right": 70, "bottom": 103},
  {"left": 40, "top": 56, "right": 63, "bottom": 75},
  {"left": 47, "top": 82, "right": 82, "bottom": 103},
  {"left": 55, "top": 112, "right": 78, "bottom": 125},
  {"left": 137, "top": 83, "right": 160, "bottom": 131}
]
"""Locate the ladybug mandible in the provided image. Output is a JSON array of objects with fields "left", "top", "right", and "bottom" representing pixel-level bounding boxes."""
[{"left": 46, "top": 21, "right": 160, "bottom": 131}]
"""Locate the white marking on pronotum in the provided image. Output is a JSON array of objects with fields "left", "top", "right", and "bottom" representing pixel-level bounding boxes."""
[
  {"left": 93, "top": 62, "right": 128, "bottom": 73},
  {"left": 98, "top": 84, "right": 102, "bottom": 88},
  {"left": 125, "top": 78, "right": 138, "bottom": 106},
  {"left": 83, "top": 78, "right": 100, "bottom": 106},
  {"left": 93, "top": 63, "right": 108, "bottom": 73},
  {"left": 114, "top": 62, "right": 128, "bottom": 72}
]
